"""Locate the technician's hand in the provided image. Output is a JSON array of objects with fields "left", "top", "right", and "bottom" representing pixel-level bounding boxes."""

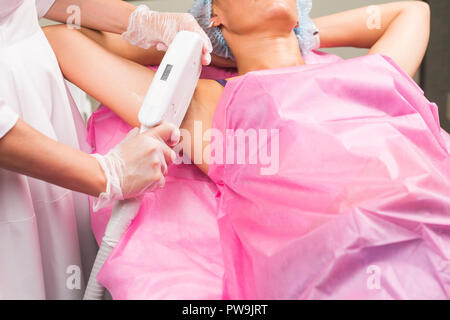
[
  {"left": 92, "top": 123, "right": 181, "bottom": 211},
  {"left": 122, "top": 5, "right": 213, "bottom": 65}
]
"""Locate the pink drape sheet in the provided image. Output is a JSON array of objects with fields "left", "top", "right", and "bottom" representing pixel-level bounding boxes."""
[{"left": 87, "top": 52, "right": 450, "bottom": 299}]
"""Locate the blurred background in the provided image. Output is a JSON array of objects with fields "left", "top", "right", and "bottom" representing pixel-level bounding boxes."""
[{"left": 41, "top": 0, "right": 449, "bottom": 132}]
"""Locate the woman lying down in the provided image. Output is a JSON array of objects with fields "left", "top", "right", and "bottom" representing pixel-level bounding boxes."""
[{"left": 44, "top": 0, "right": 450, "bottom": 299}]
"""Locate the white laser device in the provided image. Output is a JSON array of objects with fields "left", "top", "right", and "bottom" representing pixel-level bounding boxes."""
[
  {"left": 139, "top": 30, "right": 203, "bottom": 131},
  {"left": 84, "top": 31, "right": 204, "bottom": 300}
]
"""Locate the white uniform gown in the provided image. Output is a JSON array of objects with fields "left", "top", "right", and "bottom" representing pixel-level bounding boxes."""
[{"left": 0, "top": 0, "right": 97, "bottom": 299}]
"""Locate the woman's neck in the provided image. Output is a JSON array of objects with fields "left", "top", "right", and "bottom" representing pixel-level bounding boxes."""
[{"left": 228, "top": 32, "right": 305, "bottom": 75}]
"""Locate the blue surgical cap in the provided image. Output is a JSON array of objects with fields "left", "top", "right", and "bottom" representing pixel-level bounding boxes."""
[{"left": 189, "top": 0, "right": 319, "bottom": 60}]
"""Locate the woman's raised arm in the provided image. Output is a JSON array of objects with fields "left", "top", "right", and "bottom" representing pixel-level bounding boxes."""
[
  {"left": 44, "top": 25, "right": 221, "bottom": 175},
  {"left": 79, "top": 28, "right": 236, "bottom": 68},
  {"left": 313, "top": 1, "right": 430, "bottom": 77},
  {"left": 44, "top": 25, "right": 154, "bottom": 127}
]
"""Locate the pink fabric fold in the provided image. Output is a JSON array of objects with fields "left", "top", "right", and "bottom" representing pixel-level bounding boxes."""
[{"left": 87, "top": 53, "right": 450, "bottom": 299}]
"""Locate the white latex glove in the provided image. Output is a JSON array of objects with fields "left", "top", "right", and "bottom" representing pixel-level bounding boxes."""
[
  {"left": 92, "top": 123, "right": 180, "bottom": 211},
  {"left": 122, "top": 5, "right": 213, "bottom": 65}
]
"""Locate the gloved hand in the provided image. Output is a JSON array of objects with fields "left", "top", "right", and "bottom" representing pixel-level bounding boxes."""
[
  {"left": 92, "top": 123, "right": 180, "bottom": 211},
  {"left": 122, "top": 5, "right": 213, "bottom": 65}
]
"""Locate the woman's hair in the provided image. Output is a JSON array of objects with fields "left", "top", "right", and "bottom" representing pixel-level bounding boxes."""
[{"left": 189, "top": 0, "right": 320, "bottom": 60}]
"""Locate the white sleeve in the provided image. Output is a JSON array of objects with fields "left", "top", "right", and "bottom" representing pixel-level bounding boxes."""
[
  {"left": 35, "top": 0, "right": 56, "bottom": 19},
  {"left": 0, "top": 100, "right": 19, "bottom": 139}
]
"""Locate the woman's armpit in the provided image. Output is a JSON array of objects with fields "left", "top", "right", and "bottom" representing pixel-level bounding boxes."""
[{"left": 180, "top": 80, "right": 224, "bottom": 175}]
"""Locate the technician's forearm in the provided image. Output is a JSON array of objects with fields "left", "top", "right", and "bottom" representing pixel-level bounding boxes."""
[
  {"left": 0, "top": 119, "right": 106, "bottom": 197},
  {"left": 45, "top": 0, "right": 135, "bottom": 34}
]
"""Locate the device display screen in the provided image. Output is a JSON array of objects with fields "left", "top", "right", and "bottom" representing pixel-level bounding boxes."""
[{"left": 161, "top": 64, "right": 173, "bottom": 81}]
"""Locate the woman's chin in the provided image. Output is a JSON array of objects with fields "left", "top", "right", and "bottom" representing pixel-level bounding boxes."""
[{"left": 263, "top": 2, "right": 298, "bottom": 28}]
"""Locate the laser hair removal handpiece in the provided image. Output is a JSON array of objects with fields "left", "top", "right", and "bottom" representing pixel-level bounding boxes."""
[{"left": 84, "top": 31, "right": 203, "bottom": 300}]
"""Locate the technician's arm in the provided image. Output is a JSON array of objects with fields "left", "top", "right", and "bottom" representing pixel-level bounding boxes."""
[
  {"left": 44, "top": 0, "right": 134, "bottom": 35},
  {"left": 313, "top": 1, "right": 430, "bottom": 77},
  {"left": 44, "top": 0, "right": 213, "bottom": 65},
  {"left": 0, "top": 119, "right": 106, "bottom": 196},
  {"left": 0, "top": 119, "right": 178, "bottom": 203}
]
